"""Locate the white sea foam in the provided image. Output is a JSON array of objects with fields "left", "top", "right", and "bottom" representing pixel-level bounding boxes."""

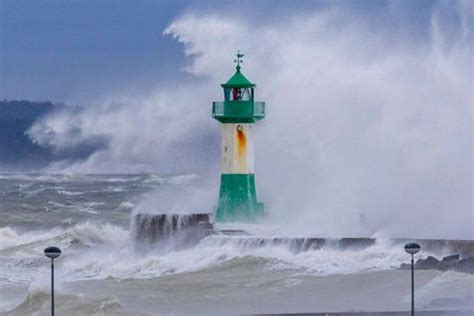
[
  {"left": 0, "top": 223, "right": 131, "bottom": 289},
  {"left": 61, "top": 234, "right": 440, "bottom": 283},
  {"left": 77, "top": 202, "right": 106, "bottom": 214},
  {"left": 34, "top": 231, "right": 424, "bottom": 281},
  {"left": 191, "top": 236, "right": 412, "bottom": 275},
  {"left": 1, "top": 222, "right": 421, "bottom": 287},
  {"left": 57, "top": 189, "right": 83, "bottom": 196},
  {"left": 118, "top": 201, "right": 135, "bottom": 210},
  {"left": 0, "top": 223, "right": 129, "bottom": 260},
  {"left": 0, "top": 174, "right": 83, "bottom": 182},
  {"left": 142, "top": 174, "right": 165, "bottom": 184},
  {"left": 105, "top": 186, "right": 126, "bottom": 192},
  {"left": 165, "top": 174, "right": 199, "bottom": 185},
  {"left": 0, "top": 227, "right": 20, "bottom": 251},
  {"left": 105, "top": 177, "right": 134, "bottom": 183}
]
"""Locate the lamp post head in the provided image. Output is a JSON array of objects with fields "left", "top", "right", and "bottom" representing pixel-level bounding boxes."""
[
  {"left": 404, "top": 242, "right": 421, "bottom": 255},
  {"left": 44, "top": 246, "right": 62, "bottom": 259}
]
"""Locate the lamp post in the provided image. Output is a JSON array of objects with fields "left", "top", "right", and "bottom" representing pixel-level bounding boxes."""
[
  {"left": 404, "top": 242, "right": 421, "bottom": 316},
  {"left": 44, "top": 246, "right": 61, "bottom": 316}
]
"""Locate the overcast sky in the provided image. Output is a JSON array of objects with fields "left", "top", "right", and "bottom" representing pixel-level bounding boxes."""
[
  {"left": 0, "top": 0, "right": 190, "bottom": 104},
  {"left": 0, "top": 0, "right": 459, "bottom": 104}
]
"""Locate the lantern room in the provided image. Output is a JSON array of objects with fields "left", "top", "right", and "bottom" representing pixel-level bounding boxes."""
[{"left": 212, "top": 53, "right": 265, "bottom": 124}]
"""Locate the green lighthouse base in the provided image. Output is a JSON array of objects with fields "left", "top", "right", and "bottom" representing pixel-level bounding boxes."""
[{"left": 215, "top": 174, "right": 264, "bottom": 222}]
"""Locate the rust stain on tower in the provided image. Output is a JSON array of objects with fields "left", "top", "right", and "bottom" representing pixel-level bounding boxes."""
[
  {"left": 236, "top": 125, "right": 246, "bottom": 157},
  {"left": 235, "top": 124, "right": 247, "bottom": 173}
]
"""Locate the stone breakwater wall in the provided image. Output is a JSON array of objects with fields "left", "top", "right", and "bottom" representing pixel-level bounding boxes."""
[
  {"left": 200, "top": 235, "right": 474, "bottom": 257},
  {"left": 131, "top": 212, "right": 213, "bottom": 250},
  {"left": 131, "top": 212, "right": 474, "bottom": 273}
]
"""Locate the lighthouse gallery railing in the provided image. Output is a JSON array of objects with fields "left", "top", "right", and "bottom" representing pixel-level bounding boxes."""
[{"left": 212, "top": 101, "right": 265, "bottom": 120}]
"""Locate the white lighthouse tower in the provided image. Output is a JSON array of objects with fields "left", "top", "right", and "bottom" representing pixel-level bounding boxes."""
[{"left": 212, "top": 52, "right": 265, "bottom": 222}]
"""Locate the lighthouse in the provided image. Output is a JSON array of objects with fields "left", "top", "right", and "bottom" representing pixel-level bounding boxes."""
[{"left": 212, "top": 52, "right": 265, "bottom": 222}]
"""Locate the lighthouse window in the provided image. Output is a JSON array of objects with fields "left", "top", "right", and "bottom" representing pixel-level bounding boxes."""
[
  {"left": 226, "top": 87, "right": 253, "bottom": 101},
  {"left": 230, "top": 88, "right": 252, "bottom": 101},
  {"left": 231, "top": 88, "right": 239, "bottom": 100},
  {"left": 223, "top": 88, "right": 231, "bottom": 101},
  {"left": 241, "top": 88, "right": 252, "bottom": 101},
  {"left": 244, "top": 88, "right": 252, "bottom": 100}
]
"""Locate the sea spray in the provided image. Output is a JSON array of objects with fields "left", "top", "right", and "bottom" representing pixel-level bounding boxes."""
[{"left": 25, "top": 2, "right": 473, "bottom": 239}]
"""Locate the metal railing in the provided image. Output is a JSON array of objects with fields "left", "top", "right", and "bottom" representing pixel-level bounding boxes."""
[
  {"left": 253, "top": 102, "right": 265, "bottom": 116},
  {"left": 212, "top": 101, "right": 265, "bottom": 117},
  {"left": 213, "top": 101, "right": 225, "bottom": 116}
]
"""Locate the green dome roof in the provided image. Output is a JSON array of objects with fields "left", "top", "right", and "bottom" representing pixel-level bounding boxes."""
[{"left": 221, "top": 66, "right": 255, "bottom": 88}]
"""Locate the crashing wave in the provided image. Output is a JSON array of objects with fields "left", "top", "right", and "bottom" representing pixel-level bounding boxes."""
[{"left": 5, "top": 286, "right": 124, "bottom": 315}]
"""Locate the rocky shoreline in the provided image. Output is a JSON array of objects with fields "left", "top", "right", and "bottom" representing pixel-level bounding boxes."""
[{"left": 400, "top": 254, "right": 474, "bottom": 274}]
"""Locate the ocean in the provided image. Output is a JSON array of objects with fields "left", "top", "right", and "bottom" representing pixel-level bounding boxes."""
[{"left": 0, "top": 174, "right": 472, "bottom": 315}]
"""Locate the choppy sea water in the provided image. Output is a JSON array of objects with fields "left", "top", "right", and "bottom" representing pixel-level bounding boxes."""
[{"left": 0, "top": 174, "right": 472, "bottom": 315}]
